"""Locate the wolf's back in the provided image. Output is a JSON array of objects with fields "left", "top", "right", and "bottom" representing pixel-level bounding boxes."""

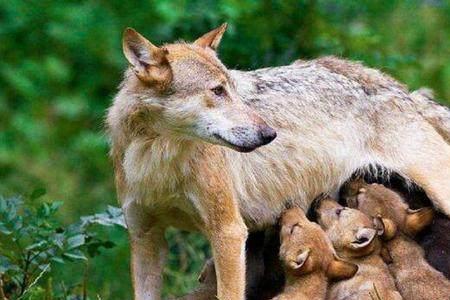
[{"left": 411, "top": 88, "right": 450, "bottom": 143}]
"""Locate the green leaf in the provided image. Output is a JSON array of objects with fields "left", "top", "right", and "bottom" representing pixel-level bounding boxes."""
[
  {"left": 102, "top": 241, "right": 115, "bottom": 249},
  {"left": 30, "top": 188, "right": 47, "bottom": 200},
  {"left": 107, "top": 205, "right": 122, "bottom": 217},
  {"left": 63, "top": 251, "right": 87, "bottom": 261},
  {"left": 48, "top": 201, "right": 63, "bottom": 212},
  {"left": 67, "top": 234, "right": 85, "bottom": 249},
  {"left": 50, "top": 256, "right": 65, "bottom": 264},
  {"left": 0, "top": 255, "right": 13, "bottom": 273},
  {"left": 53, "top": 233, "right": 65, "bottom": 249},
  {"left": 0, "top": 223, "right": 12, "bottom": 235},
  {"left": 25, "top": 240, "right": 47, "bottom": 251}
]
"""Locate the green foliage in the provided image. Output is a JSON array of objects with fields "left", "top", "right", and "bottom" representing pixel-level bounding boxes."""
[
  {"left": 0, "top": 191, "right": 125, "bottom": 299},
  {"left": 0, "top": 1, "right": 449, "bottom": 299}
]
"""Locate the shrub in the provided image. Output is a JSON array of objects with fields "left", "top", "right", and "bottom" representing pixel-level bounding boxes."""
[{"left": 0, "top": 190, "right": 125, "bottom": 300}]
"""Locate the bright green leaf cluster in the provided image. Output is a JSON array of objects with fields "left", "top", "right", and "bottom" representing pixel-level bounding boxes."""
[{"left": 0, "top": 190, "right": 125, "bottom": 299}]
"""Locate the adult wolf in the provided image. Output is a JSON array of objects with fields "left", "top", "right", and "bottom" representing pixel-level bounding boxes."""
[{"left": 107, "top": 23, "right": 450, "bottom": 300}]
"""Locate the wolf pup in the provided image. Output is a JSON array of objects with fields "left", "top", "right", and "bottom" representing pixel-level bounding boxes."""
[
  {"left": 273, "top": 207, "right": 357, "bottom": 300},
  {"left": 107, "top": 23, "right": 450, "bottom": 299},
  {"left": 342, "top": 175, "right": 450, "bottom": 278},
  {"left": 345, "top": 182, "right": 450, "bottom": 300},
  {"left": 315, "top": 198, "right": 402, "bottom": 300}
]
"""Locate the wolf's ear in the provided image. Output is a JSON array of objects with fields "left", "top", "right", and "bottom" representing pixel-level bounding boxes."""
[
  {"left": 326, "top": 254, "right": 358, "bottom": 281},
  {"left": 405, "top": 207, "right": 434, "bottom": 236},
  {"left": 194, "top": 23, "right": 228, "bottom": 51},
  {"left": 122, "top": 28, "right": 172, "bottom": 89},
  {"left": 373, "top": 216, "right": 397, "bottom": 241}
]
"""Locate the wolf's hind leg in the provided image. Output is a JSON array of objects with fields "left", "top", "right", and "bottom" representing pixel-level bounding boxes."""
[
  {"left": 379, "top": 118, "right": 450, "bottom": 216},
  {"left": 400, "top": 140, "right": 450, "bottom": 217}
]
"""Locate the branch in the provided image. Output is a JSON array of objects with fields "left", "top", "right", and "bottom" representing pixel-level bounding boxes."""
[{"left": 0, "top": 276, "right": 8, "bottom": 300}]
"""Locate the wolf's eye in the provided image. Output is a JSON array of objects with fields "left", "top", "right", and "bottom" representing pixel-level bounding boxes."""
[{"left": 211, "top": 85, "right": 226, "bottom": 96}]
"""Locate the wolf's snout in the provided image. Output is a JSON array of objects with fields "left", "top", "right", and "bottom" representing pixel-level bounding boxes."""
[{"left": 258, "top": 125, "right": 277, "bottom": 145}]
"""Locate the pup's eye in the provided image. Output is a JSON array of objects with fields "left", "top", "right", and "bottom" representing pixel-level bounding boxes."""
[
  {"left": 211, "top": 85, "right": 226, "bottom": 96},
  {"left": 336, "top": 208, "right": 344, "bottom": 216}
]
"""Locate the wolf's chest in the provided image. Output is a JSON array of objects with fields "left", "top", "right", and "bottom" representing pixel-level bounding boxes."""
[{"left": 122, "top": 139, "right": 195, "bottom": 207}]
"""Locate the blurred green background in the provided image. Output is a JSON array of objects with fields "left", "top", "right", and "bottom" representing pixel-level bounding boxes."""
[{"left": 0, "top": 0, "right": 449, "bottom": 298}]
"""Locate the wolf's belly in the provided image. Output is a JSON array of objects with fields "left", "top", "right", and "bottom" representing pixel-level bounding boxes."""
[
  {"left": 226, "top": 135, "right": 369, "bottom": 229},
  {"left": 233, "top": 162, "right": 348, "bottom": 230}
]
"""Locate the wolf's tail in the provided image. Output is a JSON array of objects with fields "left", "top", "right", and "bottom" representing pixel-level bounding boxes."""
[{"left": 411, "top": 88, "right": 450, "bottom": 143}]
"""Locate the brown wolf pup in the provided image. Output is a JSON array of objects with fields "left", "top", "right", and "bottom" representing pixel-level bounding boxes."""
[
  {"left": 344, "top": 181, "right": 450, "bottom": 300},
  {"left": 107, "top": 23, "right": 450, "bottom": 299},
  {"left": 315, "top": 198, "right": 402, "bottom": 300},
  {"left": 341, "top": 173, "right": 450, "bottom": 278},
  {"left": 273, "top": 207, "right": 357, "bottom": 300}
]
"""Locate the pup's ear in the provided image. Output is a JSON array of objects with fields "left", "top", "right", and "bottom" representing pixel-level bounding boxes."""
[
  {"left": 405, "top": 207, "right": 434, "bottom": 236},
  {"left": 349, "top": 227, "right": 377, "bottom": 250},
  {"left": 122, "top": 28, "right": 172, "bottom": 89},
  {"left": 287, "top": 249, "right": 313, "bottom": 275},
  {"left": 194, "top": 23, "right": 228, "bottom": 51},
  {"left": 373, "top": 216, "right": 397, "bottom": 241},
  {"left": 326, "top": 254, "right": 358, "bottom": 281}
]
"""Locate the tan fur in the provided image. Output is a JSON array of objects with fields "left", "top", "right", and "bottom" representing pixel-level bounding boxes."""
[
  {"left": 315, "top": 198, "right": 401, "bottom": 300},
  {"left": 316, "top": 56, "right": 407, "bottom": 95},
  {"left": 273, "top": 208, "right": 357, "bottom": 300},
  {"left": 346, "top": 182, "right": 450, "bottom": 300},
  {"left": 410, "top": 87, "right": 450, "bottom": 143},
  {"left": 107, "top": 24, "right": 450, "bottom": 300}
]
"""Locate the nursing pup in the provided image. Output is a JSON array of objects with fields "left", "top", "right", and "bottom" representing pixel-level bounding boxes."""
[
  {"left": 108, "top": 23, "right": 450, "bottom": 299},
  {"left": 272, "top": 207, "right": 357, "bottom": 300},
  {"left": 315, "top": 198, "right": 402, "bottom": 300},
  {"left": 344, "top": 182, "right": 450, "bottom": 300},
  {"left": 341, "top": 173, "right": 450, "bottom": 278}
]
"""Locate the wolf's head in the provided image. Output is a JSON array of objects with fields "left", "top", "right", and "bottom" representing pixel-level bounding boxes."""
[{"left": 120, "top": 24, "right": 276, "bottom": 152}]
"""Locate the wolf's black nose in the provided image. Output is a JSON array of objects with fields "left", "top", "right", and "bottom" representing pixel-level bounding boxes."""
[{"left": 259, "top": 126, "right": 277, "bottom": 145}]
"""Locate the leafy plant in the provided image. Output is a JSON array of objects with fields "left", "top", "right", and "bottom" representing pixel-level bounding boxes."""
[{"left": 0, "top": 191, "right": 125, "bottom": 299}]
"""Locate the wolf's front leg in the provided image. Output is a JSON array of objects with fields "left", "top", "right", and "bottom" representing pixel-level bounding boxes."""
[
  {"left": 124, "top": 202, "right": 168, "bottom": 300},
  {"left": 207, "top": 220, "right": 248, "bottom": 300},
  {"left": 191, "top": 150, "right": 249, "bottom": 300},
  {"left": 194, "top": 185, "right": 248, "bottom": 299}
]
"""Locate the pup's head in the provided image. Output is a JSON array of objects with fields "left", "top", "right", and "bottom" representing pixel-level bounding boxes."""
[
  {"left": 346, "top": 182, "right": 433, "bottom": 237},
  {"left": 121, "top": 24, "right": 276, "bottom": 152},
  {"left": 340, "top": 177, "right": 367, "bottom": 206},
  {"left": 279, "top": 207, "right": 357, "bottom": 280},
  {"left": 315, "top": 198, "right": 387, "bottom": 258}
]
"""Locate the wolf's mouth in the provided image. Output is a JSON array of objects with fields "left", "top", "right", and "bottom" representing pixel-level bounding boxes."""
[{"left": 213, "top": 134, "right": 257, "bottom": 153}]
